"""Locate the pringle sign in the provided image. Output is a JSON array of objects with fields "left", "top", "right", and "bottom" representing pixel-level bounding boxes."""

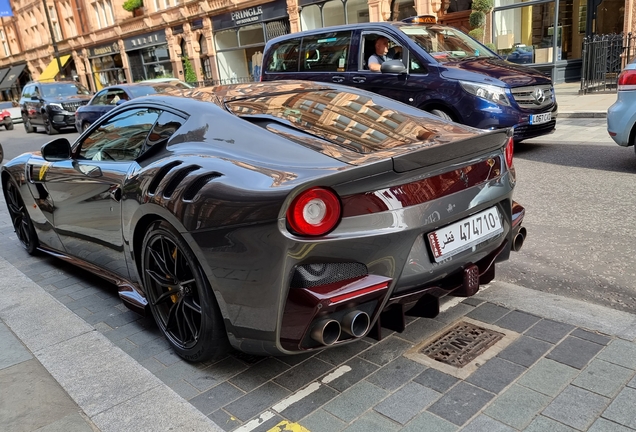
[{"left": 231, "top": 6, "right": 263, "bottom": 25}]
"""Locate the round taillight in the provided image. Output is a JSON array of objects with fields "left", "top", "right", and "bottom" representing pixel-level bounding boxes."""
[
  {"left": 287, "top": 187, "right": 341, "bottom": 236},
  {"left": 504, "top": 137, "right": 514, "bottom": 168}
]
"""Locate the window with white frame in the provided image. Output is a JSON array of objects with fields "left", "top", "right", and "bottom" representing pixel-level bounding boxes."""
[
  {"left": 94, "top": 0, "right": 115, "bottom": 29},
  {"left": 29, "top": 11, "right": 42, "bottom": 46},
  {"left": 49, "top": 6, "right": 63, "bottom": 41},
  {"left": 154, "top": 0, "right": 179, "bottom": 11},
  {"left": 0, "top": 29, "right": 9, "bottom": 56}
]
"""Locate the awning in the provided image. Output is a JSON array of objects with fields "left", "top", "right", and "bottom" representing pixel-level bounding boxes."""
[
  {"left": 0, "top": 68, "right": 9, "bottom": 85},
  {"left": 0, "top": 64, "right": 27, "bottom": 90},
  {"left": 38, "top": 55, "right": 71, "bottom": 82}
]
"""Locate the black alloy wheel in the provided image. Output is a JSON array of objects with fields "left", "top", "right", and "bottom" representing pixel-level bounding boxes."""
[
  {"left": 0, "top": 143, "right": 3, "bottom": 163},
  {"left": 43, "top": 114, "right": 58, "bottom": 135},
  {"left": 142, "top": 221, "right": 228, "bottom": 362},
  {"left": 23, "top": 116, "right": 35, "bottom": 133},
  {"left": 3, "top": 179, "right": 38, "bottom": 254}
]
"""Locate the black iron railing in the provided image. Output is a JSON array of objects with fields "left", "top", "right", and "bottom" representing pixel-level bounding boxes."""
[{"left": 581, "top": 33, "right": 636, "bottom": 93}]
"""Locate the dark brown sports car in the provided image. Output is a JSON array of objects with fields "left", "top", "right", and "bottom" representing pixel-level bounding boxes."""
[{"left": 1, "top": 81, "right": 526, "bottom": 361}]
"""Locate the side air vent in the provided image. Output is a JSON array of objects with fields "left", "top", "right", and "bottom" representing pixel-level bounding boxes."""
[
  {"left": 163, "top": 165, "right": 201, "bottom": 198},
  {"left": 148, "top": 161, "right": 182, "bottom": 195},
  {"left": 183, "top": 172, "right": 223, "bottom": 201}
]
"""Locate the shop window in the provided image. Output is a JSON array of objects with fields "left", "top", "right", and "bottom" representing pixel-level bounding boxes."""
[
  {"left": 238, "top": 24, "right": 265, "bottom": 46},
  {"left": 199, "top": 34, "right": 208, "bottom": 55},
  {"left": 391, "top": 0, "right": 416, "bottom": 20},
  {"left": 266, "top": 40, "right": 300, "bottom": 72},
  {"left": 142, "top": 45, "right": 170, "bottom": 63},
  {"left": 447, "top": 0, "right": 473, "bottom": 13},
  {"left": 266, "top": 20, "right": 290, "bottom": 40},
  {"left": 323, "top": 0, "right": 345, "bottom": 27},
  {"left": 216, "top": 29, "right": 239, "bottom": 50},
  {"left": 301, "top": 31, "right": 351, "bottom": 72},
  {"left": 300, "top": 5, "right": 322, "bottom": 31},
  {"left": 346, "top": 0, "right": 369, "bottom": 23},
  {"left": 493, "top": 1, "right": 581, "bottom": 64}
]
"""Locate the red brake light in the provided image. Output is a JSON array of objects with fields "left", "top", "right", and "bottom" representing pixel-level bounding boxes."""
[
  {"left": 287, "top": 187, "right": 341, "bottom": 236},
  {"left": 504, "top": 136, "right": 514, "bottom": 168},
  {"left": 618, "top": 70, "right": 636, "bottom": 91}
]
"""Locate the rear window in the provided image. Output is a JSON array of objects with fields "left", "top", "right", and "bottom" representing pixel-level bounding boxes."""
[
  {"left": 0, "top": 102, "right": 12, "bottom": 109},
  {"left": 41, "top": 83, "right": 91, "bottom": 97},
  {"left": 226, "top": 90, "right": 441, "bottom": 154}
]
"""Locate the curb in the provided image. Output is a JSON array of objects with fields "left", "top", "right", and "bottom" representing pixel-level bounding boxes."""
[{"left": 558, "top": 111, "right": 607, "bottom": 119}]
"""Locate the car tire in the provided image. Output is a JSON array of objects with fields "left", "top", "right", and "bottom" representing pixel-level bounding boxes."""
[
  {"left": 141, "top": 221, "right": 230, "bottom": 362},
  {"left": 5, "top": 121, "right": 13, "bottom": 130},
  {"left": 82, "top": 122, "right": 91, "bottom": 133},
  {"left": 3, "top": 177, "right": 39, "bottom": 255},
  {"left": 428, "top": 109, "right": 454, "bottom": 122},
  {"left": 43, "top": 115, "right": 58, "bottom": 135},
  {"left": 23, "top": 116, "right": 35, "bottom": 133},
  {"left": 0, "top": 143, "right": 3, "bottom": 163}
]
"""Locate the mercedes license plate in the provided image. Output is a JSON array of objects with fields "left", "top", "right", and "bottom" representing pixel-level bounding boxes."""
[
  {"left": 529, "top": 112, "right": 551, "bottom": 125},
  {"left": 428, "top": 207, "right": 503, "bottom": 262}
]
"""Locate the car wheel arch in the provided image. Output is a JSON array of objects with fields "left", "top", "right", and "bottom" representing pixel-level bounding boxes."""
[
  {"left": 418, "top": 102, "right": 461, "bottom": 123},
  {"left": 130, "top": 207, "right": 231, "bottom": 320}
]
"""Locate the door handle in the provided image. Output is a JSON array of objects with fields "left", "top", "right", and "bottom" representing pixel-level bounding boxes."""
[
  {"left": 331, "top": 75, "right": 346, "bottom": 83},
  {"left": 110, "top": 185, "right": 122, "bottom": 202},
  {"left": 352, "top": 76, "right": 366, "bottom": 83}
]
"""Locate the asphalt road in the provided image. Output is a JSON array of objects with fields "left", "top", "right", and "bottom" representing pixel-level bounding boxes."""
[{"left": 1, "top": 118, "right": 634, "bottom": 314}]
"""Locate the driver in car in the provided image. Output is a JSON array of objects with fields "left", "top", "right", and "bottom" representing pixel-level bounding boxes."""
[{"left": 368, "top": 37, "right": 403, "bottom": 72}]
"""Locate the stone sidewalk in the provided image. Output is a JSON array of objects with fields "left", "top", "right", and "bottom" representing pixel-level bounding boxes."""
[{"left": 554, "top": 82, "right": 615, "bottom": 118}]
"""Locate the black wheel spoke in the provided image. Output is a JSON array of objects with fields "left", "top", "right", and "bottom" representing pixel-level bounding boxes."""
[
  {"left": 182, "top": 305, "right": 198, "bottom": 342},
  {"left": 174, "top": 299, "right": 187, "bottom": 342},
  {"left": 152, "top": 288, "right": 178, "bottom": 306},
  {"left": 145, "top": 268, "right": 173, "bottom": 287},
  {"left": 165, "top": 300, "right": 179, "bottom": 330},
  {"left": 148, "top": 246, "right": 176, "bottom": 282},
  {"left": 183, "top": 296, "right": 202, "bottom": 315}
]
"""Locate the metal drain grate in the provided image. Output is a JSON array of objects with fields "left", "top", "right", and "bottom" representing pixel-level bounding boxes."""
[{"left": 420, "top": 321, "right": 505, "bottom": 367}]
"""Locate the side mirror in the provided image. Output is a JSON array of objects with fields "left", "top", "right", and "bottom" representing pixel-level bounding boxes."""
[
  {"left": 41, "top": 138, "right": 71, "bottom": 162},
  {"left": 381, "top": 60, "right": 407, "bottom": 74},
  {"left": 116, "top": 99, "right": 127, "bottom": 106}
]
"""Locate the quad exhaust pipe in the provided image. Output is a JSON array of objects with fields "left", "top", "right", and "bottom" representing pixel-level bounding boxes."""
[
  {"left": 310, "top": 311, "right": 371, "bottom": 346},
  {"left": 512, "top": 227, "right": 527, "bottom": 252}
]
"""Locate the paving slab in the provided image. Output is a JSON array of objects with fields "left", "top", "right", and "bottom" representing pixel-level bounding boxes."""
[
  {"left": 466, "top": 357, "right": 526, "bottom": 394},
  {"left": 597, "top": 339, "right": 636, "bottom": 370},
  {"left": 601, "top": 387, "right": 636, "bottom": 429},
  {"left": 427, "top": 382, "right": 494, "bottom": 426},
  {"left": 484, "top": 384, "right": 551, "bottom": 429},
  {"left": 323, "top": 380, "right": 387, "bottom": 422},
  {"left": 517, "top": 358, "right": 580, "bottom": 397},
  {"left": 373, "top": 381, "right": 440, "bottom": 425},
  {"left": 573, "top": 359, "right": 634, "bottom": 398},
  {"left": 462, "top": 414, "right": 516, "bottom": 432},
  {"left": 543, "top": 385, "right": 611, "bottom": 430},
  {"left": 547, "top": 335, "right": 605, "bottom": 369}
]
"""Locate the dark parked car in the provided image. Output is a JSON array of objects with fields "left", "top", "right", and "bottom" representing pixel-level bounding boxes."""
[
  {"left": 75, "top": 82, "right": 182, "bottom": 132},
  {"left": 262, "top": 18, "right": 557, "bottom": 142},
  {"left": 2, "top": 81, "right": 526, "bottom": 361},
  {"left": 20, "top": 81, "right": 92, "bottom": 135}
]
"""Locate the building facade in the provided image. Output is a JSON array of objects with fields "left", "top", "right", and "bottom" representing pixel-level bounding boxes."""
[{"left": 0, "top": 0, "right": 634, "bottom": 99}]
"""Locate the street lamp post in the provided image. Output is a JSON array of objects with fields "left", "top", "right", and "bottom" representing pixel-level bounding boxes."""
[{"left": 42, "top": 0, "right": 64, "bottom": 80}]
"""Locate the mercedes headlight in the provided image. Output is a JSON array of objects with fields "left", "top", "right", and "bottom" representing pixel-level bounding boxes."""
[
  {"left": 459, "top": 81, "right": 511, "bottom": 106},
  {"left": 48, "top": 103, "right": 64, "bottom": 111}
]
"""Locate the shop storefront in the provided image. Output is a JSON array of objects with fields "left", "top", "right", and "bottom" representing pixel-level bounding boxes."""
[
  {"left": 124, "top": 30, "right": 173, "bottom": 82},
  {"left": 89, "top": 43, "right": 126, "bottom": 90},
  {"left": 212, "top": 0, "right": 290, "bottom": 82},
  {"left": 492, "top": 0, "right": 589, "bottom": 81},
  {"left": 0, "top": 64, "right": 29, "bottom": 101},
  {"left": 299, "top": 0, "right": 370, "bottom": 30}
]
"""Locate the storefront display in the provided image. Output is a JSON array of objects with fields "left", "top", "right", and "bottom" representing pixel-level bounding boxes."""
[
  {"left": 124, "top": 30, "right": 173, "bottom": 82},
  {"left": 212, "top": 0, "right": 290, "bottom": 82},
  {"left": 89, "top": 43, "right": 125, "bottom": 90},
  {"left": 299, "top": 0, "right": 370, "bottom": 30}
]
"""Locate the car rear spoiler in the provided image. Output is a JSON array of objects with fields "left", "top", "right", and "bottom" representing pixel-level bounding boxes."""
[{"left": 392, "top": 128, "right": 511, "bottom": 173}]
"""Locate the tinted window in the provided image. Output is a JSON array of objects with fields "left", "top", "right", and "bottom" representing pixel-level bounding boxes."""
[
  {"left": 128, "top": 84, "right": 174, "bottom": 98},
  {"left": 145, "top": 111, "right": 185, "bottom": 148},
  {"left": 0, "top": 102, "right": 11, "bottom": 109},
  {"left": 90, "top": 89, "right": 108, "bottom": 106},
  {"left": 266, "top": 40, "right": 300, "bottom": 72},
  {"left": 79, "top": 108, "right": 161, "bottom": 161},
  {"left": 300, "top": 32, "right": 351, "bottom": 72},
  {"left": 22, "top": 85, "right": 33, "bottom": 98}
]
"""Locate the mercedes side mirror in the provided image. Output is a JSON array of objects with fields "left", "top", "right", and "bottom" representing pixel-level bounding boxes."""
[
  {"left": 41, "top": 138, "right": 71, "bottom": 162},
  {"left": 381, "top": 60, "right": 407, "bottom": 74}
]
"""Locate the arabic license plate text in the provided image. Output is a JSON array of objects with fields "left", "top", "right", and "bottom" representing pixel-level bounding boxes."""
[
  {"left": 529, "top": 112, "right": 551, "bottom": 125},
  {"left": 427, "top": 207, "right": 503, "bottom": 262}
]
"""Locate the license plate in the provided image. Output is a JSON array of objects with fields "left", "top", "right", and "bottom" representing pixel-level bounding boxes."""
[
  {"left": 427, "top": 207, "right": 503, "bottom": 262},
  {"left": 529, "top": 112, "right": 551, "bottom": 125}
]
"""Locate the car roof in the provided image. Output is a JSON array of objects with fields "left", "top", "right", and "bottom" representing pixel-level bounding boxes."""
[{"left": 266, "top": 21, "right": 428, "bottom": 44}]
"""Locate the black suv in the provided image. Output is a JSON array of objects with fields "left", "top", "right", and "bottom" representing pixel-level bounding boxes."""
[{"left": 20, "top": 81, "right": 92, "bottom": 135}]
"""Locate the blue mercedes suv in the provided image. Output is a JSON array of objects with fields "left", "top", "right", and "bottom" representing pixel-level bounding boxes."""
[{"left": 261, "top": 18, "right": 557, "bottom": 142}]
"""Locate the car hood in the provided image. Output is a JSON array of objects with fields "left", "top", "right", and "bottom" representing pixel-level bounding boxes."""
[{"left": 441, "top": 58, "right": 552, "bottom": 87}]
